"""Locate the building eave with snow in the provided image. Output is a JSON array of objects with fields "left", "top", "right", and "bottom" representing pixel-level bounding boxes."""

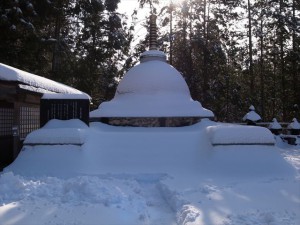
[
  {"left": 0, "top": 63, "right": 90, "bottom": 97},
  {"left": 0, "top": 63, "right": 90, "bottom": 168}
]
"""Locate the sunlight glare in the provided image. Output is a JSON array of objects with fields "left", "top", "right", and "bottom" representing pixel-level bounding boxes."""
[{"left": 162, "top": 0, "right": 185, "bottom": 5}]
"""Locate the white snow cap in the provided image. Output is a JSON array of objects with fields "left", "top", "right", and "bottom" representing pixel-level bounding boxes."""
[
  {"left": 91, "top": 50, "right": 214, "bottom": 118},
  {"left": 269, "top": 118, "right": 282, "bottom": 129},
  {"left": 243, "top": 105, "right": 261, "bottom": 122},
  {"left": 249, "top": 105, "right": 255, "bottom": 111},
  {"left": 24, "top": 119, "right": 88, "bottom": 145},
  {"left": 287, "top": 118, "right": 300, "bottom": 129}
]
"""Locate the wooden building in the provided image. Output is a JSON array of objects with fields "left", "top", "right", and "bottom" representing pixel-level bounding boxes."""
[{"left": 0, "top": 63, "right": 89, "bottom": 169}]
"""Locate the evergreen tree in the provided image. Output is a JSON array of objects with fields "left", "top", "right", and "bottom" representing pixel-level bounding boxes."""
[
  {"left": 0, "top": 0, "right": 38, "bottom": 70},
  {"left": 0, "top": 0, "right": 133, "bottom": 108}
]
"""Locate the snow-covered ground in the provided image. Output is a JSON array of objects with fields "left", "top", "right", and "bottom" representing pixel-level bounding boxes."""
[{"left": 0, "top": 120, "right": 299, "bottom": 225}]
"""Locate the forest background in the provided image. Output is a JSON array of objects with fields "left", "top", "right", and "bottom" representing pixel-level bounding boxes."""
[{"left": 0, "top": 0, "right": 299, "bottom": 122}]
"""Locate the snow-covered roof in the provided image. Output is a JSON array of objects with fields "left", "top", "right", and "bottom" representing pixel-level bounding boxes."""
[
  {"left": 42, "top": 93, "right": 90, "bottom": 100},
  {"left": 91, "top": 50, "right": 214, "bottom": 118},
  {"left": 249, "top": 105, "right": 255, "bottom": 111},
  {"left": 288, "top": 118, "right": 300, "bottom": 129},
  {"left": 0, "top": 63, "right": 89, "bottom": 97},
  {"left": 242, "top": 110, "right": 261, "bottom": 122},
  {"left": 269, "top": 118, "right": 282, "bottom": 129}
]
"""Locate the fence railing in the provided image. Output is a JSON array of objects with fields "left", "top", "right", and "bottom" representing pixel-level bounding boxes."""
[{"left": 233, "top": 122, "right": 297, "bottom": 135}]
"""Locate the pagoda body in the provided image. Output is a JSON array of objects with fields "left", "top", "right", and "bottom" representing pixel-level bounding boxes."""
[{"left": 90, "top": 15, "right": 214, "bottom": 127}]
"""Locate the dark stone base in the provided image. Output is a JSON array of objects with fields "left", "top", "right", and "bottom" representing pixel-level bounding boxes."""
[
  {"left": 288, "top": 129, "right": 300, "bottom": 135},
  {"left": 98, "top": 117, "right": 203, "bottom": 127}
]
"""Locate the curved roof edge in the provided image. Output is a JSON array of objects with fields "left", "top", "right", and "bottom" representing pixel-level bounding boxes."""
[{"left": 90, "top": 98, "right": 214, "bottom": 118}]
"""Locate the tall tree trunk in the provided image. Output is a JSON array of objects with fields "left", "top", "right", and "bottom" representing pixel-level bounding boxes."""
[
  {"left": 187, "top": 0, "right": 195, "bottom": 96},
  {"left": 169, "top": 1, "right": 173, "bottom": 65},
  {"left": 260, "top": 18, "right": 265, "bottom": 120},
  {"left": 202, "top": 0, "right": 209, "bottom": 102},
  {"left": 247, "top": 0, "right": 254, "bottom": 99},
  {"left": 279, "top": 0, "right": 286, "bottom": 121},
  {"left": 272, "top": 59, "right": 277, "bottom": 119},
  {"left": 52, "top": 12, "right": 62, "bottom": 75},
  {"left": 292, "top": 0, "right": 298, "bottom": 111},
  {"left": 52, "top": 1, "right": 64, "bottom": 76}
]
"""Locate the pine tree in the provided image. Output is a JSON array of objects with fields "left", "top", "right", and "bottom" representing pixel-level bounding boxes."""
[{"left": 0, "top": 0, "right": 38, "bottom": 70}]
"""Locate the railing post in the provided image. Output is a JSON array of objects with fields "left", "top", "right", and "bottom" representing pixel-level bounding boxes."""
[{"left": 12, "top": 125, "right": 19, "bottom": 159}]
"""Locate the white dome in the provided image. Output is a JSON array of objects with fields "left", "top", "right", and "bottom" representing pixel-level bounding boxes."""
[
  {"left": 90, "top": 50, "right": 214, "bottom": 118},
  {"left": 115, "top": 60, "right": 190, "bottom": 97}
]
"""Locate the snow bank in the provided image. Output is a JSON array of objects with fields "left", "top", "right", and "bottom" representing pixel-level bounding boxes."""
[
  {"left": 24, "top": 119, "right": 88, "bottom": 145},
  {"left": 288, "top": 118, "right": 300, "bottom": 129},
  {"left": 8, "top": 120, "right": 294, "bottom": 179},
  {"left": 210, "top": 145, "right": 292, "bottom": 177},
  {"left": 0, "top": 172, "right": 140, "bottom": 206},
  {"left": 242, "top": 110, "right": 261, "bottom": 122},
  {"left": 202, "top": 122, "right": 293, "bottom": 177},
  {"left": 1, "top": 119, "right": 299, "bottom": 225},
  {"left": 206, "top": 123, "right": 275, "bottom": 145},
  {"left": 269, "top": 118, "right": 282, "bottom": 129},
  {"left": 0, "top": 172, "right": 156, "bottom": 225}
]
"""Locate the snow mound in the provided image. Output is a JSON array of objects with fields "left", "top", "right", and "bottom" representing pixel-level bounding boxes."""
[
  {"left": 8, "top": 121, "right": 295, "bottom": 179},
  {"left": 242, "top": 110, "right": 261, "bottom": 122},
  {"left": 288, "top": 118, "right": 300, "bottom": 130},
  {"left": 24, "top": 119, "right": 88, "bottom": 145},
  {"left": 91, "top": 52, "right": 214, "bottom": 118},
  {"left": 206, "top": 123, "right": 275, "bottom": 145},
  {"left": 211, "top": 145, "right": 292, "bottom": 177},
  {"left": 269, "top": 118, "right": 282, "bottom": 129},
  {"left": 116, "top": 60, "right": 189, "bottom": 95},
  {"left": 0, "top": 172, "right": 140, "bottom": 206},
  {"left": 2, "top": 120, "right": 299, "bottom": 225}
]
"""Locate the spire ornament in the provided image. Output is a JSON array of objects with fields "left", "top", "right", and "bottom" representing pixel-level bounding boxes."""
[
  {"left": 140, "top": 14, "right": 166, "bottom": 62},
  {"left": 149, "top": 14, "right": 158, "bottom": 50}
]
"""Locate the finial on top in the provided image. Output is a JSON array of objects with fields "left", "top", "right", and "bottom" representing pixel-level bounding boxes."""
[
  {"left": 149, "top": 14, "right": 158, "bottom": 50},
  {"left": 140, "top": 14, "right": 166, "bottom": 63}
]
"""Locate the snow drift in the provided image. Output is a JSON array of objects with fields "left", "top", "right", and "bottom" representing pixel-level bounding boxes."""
[
  {"left": 7, "top": 119, "right": 294, "bottom": 179},
  {"left": 1, "top": 119, "right": 299, "bottom": 225}
]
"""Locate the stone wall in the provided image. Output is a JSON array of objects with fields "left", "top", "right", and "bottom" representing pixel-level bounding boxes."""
[{"left": 99, "top": 117, "right": 203, "bottom": 127}]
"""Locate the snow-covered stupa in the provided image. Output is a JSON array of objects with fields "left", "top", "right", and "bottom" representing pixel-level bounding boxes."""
[{"left": 90, "top": 15, "right": 214, "bottom": 126}]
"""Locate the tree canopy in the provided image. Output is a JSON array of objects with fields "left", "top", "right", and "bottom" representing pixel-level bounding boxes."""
[
  {"left": 136, "top": 0, "right": 300, "bottom": 122},
  {"left": 1, "top": 0, "right": 299, "bottom": 121}
]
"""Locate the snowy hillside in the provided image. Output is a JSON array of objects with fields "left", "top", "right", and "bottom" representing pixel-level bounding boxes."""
[{"left": 0, "top": 120, "right": 299, "bottom": 225}]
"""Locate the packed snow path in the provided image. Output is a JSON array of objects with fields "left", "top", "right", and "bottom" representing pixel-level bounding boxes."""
[{"left": 0, "top": 120, "right": 299, "bottom": 225}]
